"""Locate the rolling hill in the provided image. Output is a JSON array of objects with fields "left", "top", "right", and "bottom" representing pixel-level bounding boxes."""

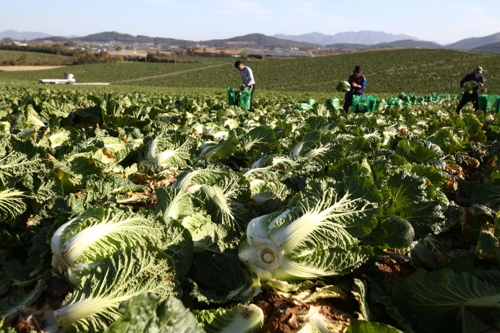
[
  {"left": 446, "top": 32, "right": 500, "bottom": 50},
  {"left": 43, "top": 31, "right": 198, "bottom": 48},
  {"left": 34, "top": 31, "right": 320, "bottom": 49},
  {"left": 200, "top": 33, "right": 320, "bottom": 48},
  {"left": 472, "top": 41, "right": 500, "bottom": 53}
]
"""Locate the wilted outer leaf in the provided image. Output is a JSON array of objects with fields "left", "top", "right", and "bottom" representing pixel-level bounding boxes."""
[
  {"left": 393, "top": 268, "right": 500, "bottom": 333},
  {"left": 105, "top": 293, "right": 205, "bottom": 333}
]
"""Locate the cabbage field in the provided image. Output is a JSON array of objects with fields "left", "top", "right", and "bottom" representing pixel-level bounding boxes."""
[
  {"left": 1, "top": 49, "right": 499, "bottom": 94},
  {"left": 0, "top": 85, "right": 500, "bottom": 333}
]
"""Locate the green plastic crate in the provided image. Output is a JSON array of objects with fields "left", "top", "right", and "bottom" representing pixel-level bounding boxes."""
[
  {"left": 352, "top": 95, "right": 376, "bottom": 112},
  {"left": 239, "top": 89, "right": 252, "bottom": 109},
  {"left": 479, "top": 94, "right": 497, "bottom": 112},
  {"left": 227, "top": 87, "right": 237, "bottom": 106},
  {"left": 227, "top": 86, "right": 252, "bottom": 109},
  {"left": 488, "top": 95, "right": 498, "bottom": 111},
  {"left": 367, "top": 96, "right": 377, "bottom": 112}
]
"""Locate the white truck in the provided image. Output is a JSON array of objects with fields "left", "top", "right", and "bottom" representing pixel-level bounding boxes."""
[
  {"left": 38, "top": 73, "right": 109, "bottom": 85},
  {"left": 39, "top": 73, "right": 76, "bottom": 85}
]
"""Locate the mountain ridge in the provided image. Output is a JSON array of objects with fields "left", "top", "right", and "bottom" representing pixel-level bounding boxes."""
[
  {"left": 274, "top": 31, "right": 422, "bottom": 45},
  {"left": 1, "top": 29, "right": 499, "bottom": 52},
  {"left": 0, "top": 29, "right": 51, "bottom": 40},
  {"left": 446, "top": 32, "right": 500, "bottom": 50}
]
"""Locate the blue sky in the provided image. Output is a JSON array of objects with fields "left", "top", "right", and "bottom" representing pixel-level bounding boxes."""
[{"left": 3, "top": 0, "right": 499, "bottom": 44}]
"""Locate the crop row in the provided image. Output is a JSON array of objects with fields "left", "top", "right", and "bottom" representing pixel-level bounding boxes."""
[
  {"left": 1, "top": 49, "right": 499, "bottom": 95},
  {"left": 0, "top": 86, "right": 500, "bottom": 332}
]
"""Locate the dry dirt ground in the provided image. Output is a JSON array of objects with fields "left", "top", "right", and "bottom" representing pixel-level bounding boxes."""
[{"left": 0, "top": 66, "right": 67, "bottom": 71}]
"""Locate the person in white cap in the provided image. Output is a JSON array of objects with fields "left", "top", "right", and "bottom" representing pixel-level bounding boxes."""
[{"left": 456, "top": 66, "right": 484, "bottom": 114}]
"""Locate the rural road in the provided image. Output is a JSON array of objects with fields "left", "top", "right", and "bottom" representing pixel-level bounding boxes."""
[{"left": 111, "top": 63, "right": 230, "bottom": 84}]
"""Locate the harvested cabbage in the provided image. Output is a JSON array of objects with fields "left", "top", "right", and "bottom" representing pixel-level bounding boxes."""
[
  {"left": 336, "top": 81, "right": 351, "bottom": 92},
  {"left": 462, "top": 81, "right": 478, "bottom": 94}
]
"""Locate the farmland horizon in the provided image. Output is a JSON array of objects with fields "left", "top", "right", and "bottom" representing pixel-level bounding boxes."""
[
  {"left": 1, "top": 48, "right": 498, "bottom": 96},
  {"left": 2, "top": 0, "right": 500, "bottom": 45},
  {"left": 2, "top": 28, "right": 500, "bottom": 48}
]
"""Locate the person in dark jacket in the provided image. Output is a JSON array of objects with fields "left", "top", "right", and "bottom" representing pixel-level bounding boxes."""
[
  {"left": 456, "top": 66, "right": 484, "bottom": 114},
  {"left": 343, "top": 65, "right": 367, "bottom": 112}
]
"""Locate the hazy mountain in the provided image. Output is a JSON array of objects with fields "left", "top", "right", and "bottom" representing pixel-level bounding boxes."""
[
  {"left": 446, "top": 32, "right": 500, "bottom": 50},
  {"left": 0, "top": 29, "right": 52, "bottom": 40},
  {"left": 35, "top": 31, "right": 320, "bottom": 49},
  {"left": 472, "top": 41, "right": 500, "bottom": 53},
  {"left": 0, "top": 30, "right": 80, "bottom": 40},
  {"left": 274, "top": 31, "right": 421, "bottom": 45}
]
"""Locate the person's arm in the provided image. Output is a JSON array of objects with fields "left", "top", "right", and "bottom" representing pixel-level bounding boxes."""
[
  {"left": 351, "top": 78, "right": 364, "bottom": 89},
  {"left": 360, "top": 77, "right": 366, "bottom": 89},
  {"left": 244, "top": 67, "right": 255, "bottom": 86},
  {"left": 478, "top": 75, "right": 484, "bottom": 88},
  {"left": 240, "top": 70, "right": 245, "bottom": 85}
]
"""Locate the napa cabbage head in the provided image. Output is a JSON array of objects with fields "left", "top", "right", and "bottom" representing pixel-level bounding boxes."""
[
  {"left": 146, "top": 134, "right": 194, "bottom": 168},
  {"left": 50, "top": 206, "right": 168, "bottom": 286},
  {"left": 238, "top": 179, "right": 378, "bottom": 281},
  {"left": 46, "top": 247, "right": 177, "bottom": 333},
  {"left": 336, "top": 80, "right": 351, "bottom": 92}
]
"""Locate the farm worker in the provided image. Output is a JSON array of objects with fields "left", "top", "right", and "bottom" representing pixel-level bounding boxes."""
[
  {"left": 343, "top": 65, "right": 367, "bottom": 112},
  {"left": 456, "top": 66, "right": 484, "bottom": 114},
  {"left": 235, "top": 61, "right": 256, "bottom": 109}
]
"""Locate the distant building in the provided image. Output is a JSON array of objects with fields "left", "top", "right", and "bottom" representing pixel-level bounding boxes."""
[{"left": 247, "top": 50, "right": 311, "bottom": 57}]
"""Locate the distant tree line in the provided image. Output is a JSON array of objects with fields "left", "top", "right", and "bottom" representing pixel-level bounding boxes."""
[
  {"left": 71, "top": 52, "right": 124, "bottom": 65},
  {"left": 183, "top": 47, "right": 232, "bottom": 58},
  {"left": 0, "top": 43, "right": 235, "bottom": 66},
  {"left": 145, "top": 52, "right": 182, "bottom": 63},
  {"left": 0, "top": 43, "right": 79, "bottom": 56},
  {"left": 144, "top": 48, "right": 232, "bottom": 63},
  {"left": 0, "top": 52, "right": 68, "bottom": 66},
  {"left": 0, "top": 43, "right": 127, "bottom": 65}
]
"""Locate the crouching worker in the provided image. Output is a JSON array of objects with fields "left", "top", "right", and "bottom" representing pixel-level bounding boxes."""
[
  {"left": 343, "top": 65, "right": 366, "bottom": 112},
  {"left": 456, "top": 66, "right": 484, "bottom": 114}
]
